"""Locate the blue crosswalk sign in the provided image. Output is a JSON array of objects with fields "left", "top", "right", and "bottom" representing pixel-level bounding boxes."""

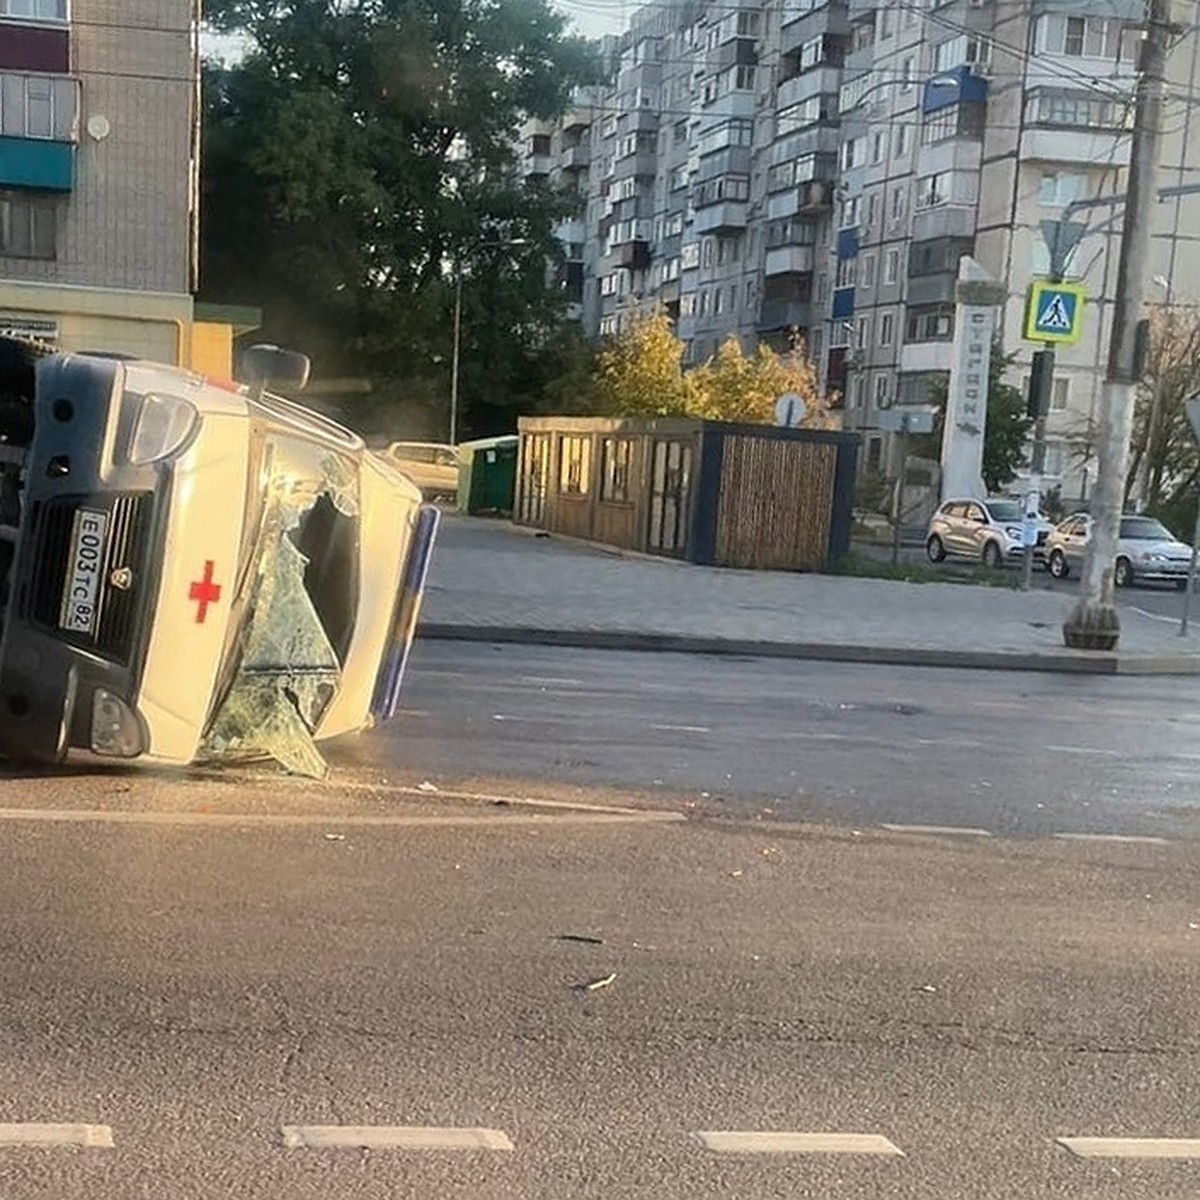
[{"left": 1024, "top": 281, "right": 1085, "bottom": 345}]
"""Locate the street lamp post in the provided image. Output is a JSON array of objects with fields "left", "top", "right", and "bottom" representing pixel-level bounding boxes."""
[{"left": 449, "top": 270, "right": 463, "bottom": 447}]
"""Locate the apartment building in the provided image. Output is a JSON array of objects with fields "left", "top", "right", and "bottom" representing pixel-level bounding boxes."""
[
  {"left": 0, "top": 0, "right": 232, "bottom": 371},
  {"left": 528, "top": 0, "right": 1200, "bottom": 501}
]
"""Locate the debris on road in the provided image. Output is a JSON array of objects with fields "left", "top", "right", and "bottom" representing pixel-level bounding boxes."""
[
  {"left": 574, "top": 972, "right": 617, "bottom": 993},
  {"left": 557, "top": 933, "right": 605, "bottom": 945},
  {"left": 417, "top": 781, "right": 439, "bottom": 793},
  {"left": 324, "top": 833, "right": 346, "bottom": 842},
  {"left": 916, "top": 984, "right": 937, "bottom": 994}
]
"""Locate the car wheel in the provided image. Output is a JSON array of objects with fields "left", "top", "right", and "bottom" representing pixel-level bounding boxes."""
[
  {"left": 926, "top": 534, "right": 946, "bottom": 563},
  {"left": 1114, "top": 557, "right": 1133, "bottom": 588},
  {"left": 982, "top": 541, "right": 1003, "bottom": 570},
  {"left": 1048, "top": 549, "right": 1069, "bottom": 579}
]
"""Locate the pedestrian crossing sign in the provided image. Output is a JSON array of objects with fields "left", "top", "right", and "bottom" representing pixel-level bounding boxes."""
[{"left": 1024, "top": 281, "right": 1085, "bottom": 345}]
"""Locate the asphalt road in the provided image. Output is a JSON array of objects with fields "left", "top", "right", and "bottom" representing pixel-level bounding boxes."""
[
  {"left": 336, "top": 641, "right": 1200, "bottom": 839},
  {"left": 0, "top": 772, "right": 1197, "bottom": 1199}
]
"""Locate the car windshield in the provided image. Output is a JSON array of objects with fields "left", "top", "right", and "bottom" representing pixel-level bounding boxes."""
[
  {"left": 1120, "top": 517, "right": 1173, "bottom": 540},
  {"left": 985, "top": 500, "right": 1023, "bottom": 522},
  {"left": 203, "top": 428, "right": 361, "bottom": 776}
]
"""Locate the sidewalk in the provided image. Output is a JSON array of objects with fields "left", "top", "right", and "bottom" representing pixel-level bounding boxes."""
[{"left": 418, "top": 515, "right": 1200, "bottom": 674}]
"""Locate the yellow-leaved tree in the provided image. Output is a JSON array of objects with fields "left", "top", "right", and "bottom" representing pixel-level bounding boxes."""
[
  {"left": 594, "top": 310, "right": 700, "bottom": 416},
  {"left": 596, "top": 312, "right": 832, "bottom": 428},
  {"left": 691, "top": 334, "right": 832, "bottom": 427}
]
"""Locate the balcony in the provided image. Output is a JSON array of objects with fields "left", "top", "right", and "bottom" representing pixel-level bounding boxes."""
[
  {"left": 831, "top": 287, "right": 855, "bottom": 320},
  {"left": 522, "top": 153, "right": 552, "bottom": 179},
  {"left": 917, "top": 138, "right": 983, "bottom": 179},
  {"left": 613, "top": 150, "right": 657, "bottom": 180},
  {"left": 1021, "top": 127, "right": 1130, "bottom": 167},
  {"left": 900, "top": 342, "right": 954, "bottom": 374},
  {"left": 693, "top": 201, "right": 748, "bottom": 233},
  {"left": 758, "top": 298, "right": 814, "bottom": 331},
  {"left": 764, "top": 245, "right": 815, "bottom": 277},
  {"left": 0, "top": 136, "right": 72, "bottom": 191},
  {"left": 716, "top": 38, "right": 758, "bottom": 69},
  {"left": 615, "top": 239, "right": 651, "bottom": 270},
  {"left": 906, "top": 273, "right": 958, "bottom": 306},
  {"left": 0, "top": 23, "right": 69, "bottom": 73},
  {"left": 765, "top": 179, "right": 833, "bottom": 221},
  {"left": 911, "top": 204, "right": 976, "bottom": 243},
  {"left": 561, "top": 143, "right": 590, "bottom": 173},
  {"left": 777, "top": 68, "right": 841, "bottom": 113}
]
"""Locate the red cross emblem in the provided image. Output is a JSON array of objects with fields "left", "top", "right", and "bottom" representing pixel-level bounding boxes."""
[{"left": 188, "top": 560, "right": 222, "bottom": 623}]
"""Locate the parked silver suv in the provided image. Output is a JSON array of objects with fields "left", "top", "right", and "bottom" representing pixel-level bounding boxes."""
[
  {"left": 926, "top": 497, "right": 1051, "bottom": 568},
  {"left": 1044, "top": 513, "right": 1193, "bottom": 589}
]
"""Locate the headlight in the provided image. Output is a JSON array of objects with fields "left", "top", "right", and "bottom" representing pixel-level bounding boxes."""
[
  {"left": 129, "top": 392, "right": 198, "bottom": 464},
  {"left": 91, "top": 689, "right": 145, "bottom": 757},
  {"left": 1005, "top": 527, "right": 1023, "bottom": 539}
]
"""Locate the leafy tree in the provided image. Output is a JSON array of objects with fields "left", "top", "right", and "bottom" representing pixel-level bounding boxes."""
[
  {"left": 1126, "top": 307, "right": 1200, "bottom": 515},
  {"left": 919, "top": 341, "right": 1033, "bottom": 493},
  {"left": 594, "top": 313, "right": 830, "bottom": 426},
  {"left": 200, "top": 0, "right": 599, "bottom": 438},
  {"left": 689, "top": 334, "right": 830, "bottom": 427},
  {"left": 593, "top": 310, "right": 700, "bottom": 416}
]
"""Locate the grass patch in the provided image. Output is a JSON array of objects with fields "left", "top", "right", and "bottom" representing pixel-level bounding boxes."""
[{"left": 828, "top": 550, "right": 1019, "bottom": 588}]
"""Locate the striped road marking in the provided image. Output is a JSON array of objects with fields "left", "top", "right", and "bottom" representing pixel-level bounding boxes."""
[
  {"left": 879, "top": 823, "right": 992, "bottom": 838},
  {"left": 0, "top": 1124, "right": 113, "bottom": 1148},
  {"left": 695, "top": 1132, "right": 904, "bottom": 1156},
  {"left": 1053, "top": 833, "right": 1168, "bottom": 846},
  {"left": 1058, "top": 1137, "right": 1200, "bottom": 1160},
  {"left": 652, "top": 724, "right": 712, "bottom": 734},
  {"left": 282, "top": 1125, "right": 514, "bottom": 1151}
]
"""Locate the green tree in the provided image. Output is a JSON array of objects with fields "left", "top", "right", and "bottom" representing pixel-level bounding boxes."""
[
  {"left": 689, "top": 334, "right": 830, "bottom": 427},
  {"left": 920, "top": 341, "right": 1034, "bottom": 493},
  {"left": 200, "top": 0, "right": 599, "bottom": 438},
  {"left": 593, "top": 310, "right": 700, "bottom": 416}
]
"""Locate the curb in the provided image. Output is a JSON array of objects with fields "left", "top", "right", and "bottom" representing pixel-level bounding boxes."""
[{"left": 416, "top": 623, "right": 1200, "bottom": 676}]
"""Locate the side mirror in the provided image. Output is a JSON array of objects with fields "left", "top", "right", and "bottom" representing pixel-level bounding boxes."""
[{"left": 237, "top": 343, "right": 311, "bottom": 393}]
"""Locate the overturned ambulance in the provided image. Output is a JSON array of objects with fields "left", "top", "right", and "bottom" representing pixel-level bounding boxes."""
[{"left": 0, "top": 337, "right": 437, "bottom": 777}]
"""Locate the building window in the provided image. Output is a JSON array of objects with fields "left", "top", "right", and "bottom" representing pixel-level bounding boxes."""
[
  {"left": 1022, "top": 374, "right": 1070, "bottom": 412},
  {"left": 0, "top": 0, "right": 67, "bottom": 20},
  {"left": 0, "top": 192, "right": 55, "bottom": 259},
  {"left": 842, "top": 138, "right": 859, "bottom": 170},
  {"left": 1038, "top": 171, "right": 1089, "bottom": 207},
  {"left": 854, "top": 375, "right": 867, "bottom": 409},
  {"left": 906, "top": 305, "right": 955, "bottom": 341},
  {"left": 890, "top": 185, "right": 906, "bottom": 221},
  {"left": 559, "top": 436, "right": 591, "bottom": 495},
  {"left": 836, "top": 256, "right": 857, "bottom": 288},
  {"left": 866, "top": 192, "right": 880, "bottom": 229},
  {"left": 861, "top": 254, "right": 877, "bottom": 287},
  {"left": 856, "top": 315, "right": 870, "bottom": 349},
  {"left": 884, "top": 248, "right": 900, "bottom": 284},
  {"left": 874, "top": 374, "right": 890, "bottom": 406},
  {"left": 893, "top": 123, "right": 908, "bottom": 159},
  {"left": 1028, "top": 90, "right": 1132, "bottom": 129},
  {"left": 916, "top": 172, "right": 949, "bottom": 209},
  {"left": 933, "top": 35, "right": 991, "bottom": 72},
  {"left": 600, "top": 438, "right": 633, "bottom": 503},
  {"left": 901, "top": 57, "right": 915, "bottom": 92},
  {"left": 879, "top": 311, "right": 895, "bottom": 345},
  {"left": 871, "top": 131, "right": 886, "bottom": 164}
]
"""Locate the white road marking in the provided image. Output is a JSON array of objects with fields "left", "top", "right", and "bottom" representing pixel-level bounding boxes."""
[
  {"left": 915, "top": 737, "right": 982, "bottom": 749},
  {"left": 1127, "top": 606, "right": 1182, "bottom": 626},
  {"left": 1045, "top": 745, "right": 1121, "bottom": 758},
  {"left": 1057, "top": 1137, "right": 1200, "bottom": 1159},
  {"left": 0, "top": 807, "right": 681, "bottom": 829},
  {"left": 791, "top": 732, "right": 852, "bottom": 742},
  {"left": 519, "top": 676, "right": 585, "bottom": 686},
  {"left": 880, "top": 823, "right": 992, "bottom": 837},
  {"left": 0, "top": 1124, "right": 113, "bottom": 1148},
  {"left": 652, "top": 724, "right": 712, "bottom": 734},
  {"left": 490, "top": 713, "right": 579, "bottom": 725},
  {"left": 282, "top": 1125, "right": 514, "bottom": 1151},
  {"left": 695, "top": 1131, "right": 904, "bottom": 1156},
  {"left": 1053, "top": 833, "right": 1168, "bottom": 846}
]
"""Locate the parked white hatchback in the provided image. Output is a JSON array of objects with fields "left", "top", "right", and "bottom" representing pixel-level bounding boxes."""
[
  {"left": 1043, "top": 512, "right": 1193, "bottom": 589},
  {"left": 926, "top": 497, "right": 1050, "bottom": 569}
]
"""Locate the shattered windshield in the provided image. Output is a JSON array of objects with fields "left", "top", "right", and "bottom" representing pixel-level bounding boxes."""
[{"left": 201, "top": 428, "right": 360, "bottom": 777}]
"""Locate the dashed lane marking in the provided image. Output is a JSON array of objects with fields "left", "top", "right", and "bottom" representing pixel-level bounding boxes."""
[
  {"left": 695, "top": 1132, "right": 904, "bottom": 1156},
  {"left": 1045, "top": 745, "right": 1122, "bottom": 758},
  {"left": 1053, "top": 833, "right": 1168, "bottom": 846},
  {"left": 652, "top": 724, "right": 712, "bottom": 734},
  {"left": 879, "top": 823, "right": 992, "bottom": 838},
  {"left": 1058, "top": 1137, "right": 1200, "bottom": 1160},
  {"left": 0, "top": 1124, "right": 113, "bottom": 1148},
  {"left": 282, "top": 1125, "right": 514, "bottom": 1151}
]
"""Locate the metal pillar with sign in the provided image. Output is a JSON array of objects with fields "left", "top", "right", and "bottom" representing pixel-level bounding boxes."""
[
  {"left": 1178, "top": 396, "right": 1200, "bottom": 636},
  {"left": 940, "top": 258, "right": 1006, "bottom": 501}
]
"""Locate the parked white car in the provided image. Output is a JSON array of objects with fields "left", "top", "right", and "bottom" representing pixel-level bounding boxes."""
[
  {"left": 1043, "top": 513, "right": 1193, "bottom": 589},
  {"left": 926, "top": 497, "right": 1053, "bottom": 569},
  {"left": 384, "top": 441, "right": 459, "bottom": 500}
]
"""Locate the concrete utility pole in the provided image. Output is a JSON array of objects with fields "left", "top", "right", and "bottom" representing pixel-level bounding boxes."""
[{"left": 1063, "top": 0, "right": 1173, "bottom": 651}]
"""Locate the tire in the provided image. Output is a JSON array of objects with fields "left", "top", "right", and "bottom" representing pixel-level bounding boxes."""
[
  {"left": 1114, "top": 557, "right": 1133, "bottom": 588},
  {"left": 926, "top": 534, "right": 946, "bottom": 563},
  {"left": 982, "top": 541, "right": 1003, "bottom": 570},
  {"left": 1048, "top": 549, "right": 1069, "bottom": 580}
]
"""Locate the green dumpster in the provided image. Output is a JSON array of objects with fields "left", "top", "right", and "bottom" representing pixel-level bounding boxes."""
[{"left": 456, "top": 435, "right": 519, "bottom": 515}]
